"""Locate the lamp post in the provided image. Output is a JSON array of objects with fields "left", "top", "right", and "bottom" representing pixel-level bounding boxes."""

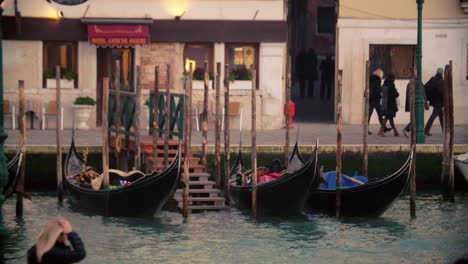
[
  {"left": 0, "top": 2, "right": 11, "bottom": 238},
  {"left": 415, "top": 0, "right": 425, "bottom": 143}
]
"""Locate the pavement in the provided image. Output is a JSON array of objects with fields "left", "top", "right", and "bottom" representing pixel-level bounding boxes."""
[{"left": 4, "top": 122, "right": 468, "bottom": 152}]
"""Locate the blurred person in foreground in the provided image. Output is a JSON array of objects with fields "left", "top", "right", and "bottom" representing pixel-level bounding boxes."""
[{"left": 27, "top": 216, "right": 86, "bottom": 264}]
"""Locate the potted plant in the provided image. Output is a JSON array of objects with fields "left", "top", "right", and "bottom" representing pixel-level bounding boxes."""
[
  {"left": 229, "top": 66, "right": 252, "bottom": 90},
  {"left": 72, "top": 96, "right": 96, "bottom": 130},
  {"left": 191, "top": 67, "right": 213, "bottom": 89},
  {"left": 45, "top": 69, "right": 77, "bottom": 89}
]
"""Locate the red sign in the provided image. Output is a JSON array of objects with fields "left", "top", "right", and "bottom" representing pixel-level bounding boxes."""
[{"left": 87, "top": 25, "right": 150, "bottom": 47}]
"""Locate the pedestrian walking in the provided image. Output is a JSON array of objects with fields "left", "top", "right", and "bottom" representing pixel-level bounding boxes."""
[
  {"left": 320, "top": 55, "right": 334, "bottom": 100},
  {"left": 379, "top": 74, "right": 399, "bottom": 137},
  {"left": 27, "top": 216, "right": 86, "bottom": 264},
  {"left": 402, "top": 72, "right": 429, "bottom": 137},
  {"left": 424, "top": 67, "right": 445, "bottom": 136},
  {"left": 368, "top": 68, "right": 385, "bottom": 135}
]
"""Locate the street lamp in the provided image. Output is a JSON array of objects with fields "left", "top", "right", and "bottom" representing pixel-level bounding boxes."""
[{"left": 415, "top": 0, "right": 425, "bottom": 143}]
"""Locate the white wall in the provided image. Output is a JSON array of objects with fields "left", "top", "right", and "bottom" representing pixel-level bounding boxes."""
[
  {"left": 3, "top": 40, "right": 98, "bottom": 129},
  {"left": 2, "top": 0, "right": 284, "bottom": 20},
  {"left": 338, "top": 18, "right": 468, "bottom": 125}
]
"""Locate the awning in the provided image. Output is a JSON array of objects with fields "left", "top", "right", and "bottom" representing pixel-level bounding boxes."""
[{"left": 87, "top": 24, "right": 150, "bottom": 47}]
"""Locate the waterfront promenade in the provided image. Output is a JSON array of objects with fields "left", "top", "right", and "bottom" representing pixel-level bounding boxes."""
[{"left": 4, "top": 122, "right": 468, "bottom": 153}]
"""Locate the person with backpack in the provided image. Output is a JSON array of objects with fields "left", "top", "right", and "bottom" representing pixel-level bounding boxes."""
[
  {"left": 424, "top": 67, "right": 445, "bottom": 136},
  {"left": 379, "top": 74, "right": 399, "bottom": 136}
]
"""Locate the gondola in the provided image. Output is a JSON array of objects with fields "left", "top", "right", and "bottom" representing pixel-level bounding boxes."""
[
  {"left": 454, "top": 152, "right": 468, "bottom": 184},
  {"left": 229, "top": 142, "right": 319, "bottom": 216},
  {"left": 304, "top": 147, "right": 415, "bottom": 217},
  {"left": 64, "top": 139, "right": 182, "bottom": 217},
  {"left": 3, "top": 149, "right": 24, "bottom": 199}
]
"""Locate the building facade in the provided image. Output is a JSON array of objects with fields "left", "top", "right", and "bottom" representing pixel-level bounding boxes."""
[
  {"left": 2, "top": 0, "right": 287, "bottom": 130},
  {"left": 338, "top": 0, "right": 468, "bottom": 125}
]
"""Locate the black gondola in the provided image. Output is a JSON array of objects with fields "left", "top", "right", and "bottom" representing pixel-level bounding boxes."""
[
  {"left": 304, "top": 147, "right": 415, "bottom": 217},
  {"left": 4, "top": 149, "right": 24, "bottom": 199},
  {"left": 229, "top": 142, "right": 319, "bottom": 216},
  {"left": 64, "top": 139, "right": 182, "bottom": 217}
]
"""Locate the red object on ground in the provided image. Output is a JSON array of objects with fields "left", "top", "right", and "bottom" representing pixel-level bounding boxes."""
[{"left": 283, "top": 101, "right": 295, "bottom": 129}]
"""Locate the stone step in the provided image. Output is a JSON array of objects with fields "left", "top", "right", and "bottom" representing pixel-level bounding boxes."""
[
  {"left": 186, "top": 205, "right": 230, "bottom": 211},
  {"left": 175, "top": 188, "right": 220, "bottom": 195},
  {"left": 158, "top": 164, "right": 205, "bottom": 172},
  {"left": 188, "top": 180, "right": 216, "bottom": 186},
  {"left": 189, "top": 173, "right": 211, "bottom": 181},
  {"left": 174, "top": 197, "right": 225, "bottom": 202}
]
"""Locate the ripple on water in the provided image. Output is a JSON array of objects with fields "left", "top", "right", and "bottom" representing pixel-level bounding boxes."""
[{"left": 2, "top": 191, "right": 468, "bottom": 264}]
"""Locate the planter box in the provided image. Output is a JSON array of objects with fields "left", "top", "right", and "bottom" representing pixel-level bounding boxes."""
[
  {"left": 46, "top": 78, "right": 75, "bottom": 89},
  {"left": 230, "top": 80, "right": 252, "bottom": 90},
  {"left": 192, "top": 80, "right": 213, "bottom": 90},
  {"left": 72, "top": 105, "right": 93, "bottom": 130}
]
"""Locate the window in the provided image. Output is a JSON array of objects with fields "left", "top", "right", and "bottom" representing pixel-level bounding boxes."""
[
  {"left": 369, "top": 45, "right": 415, "bottom": 79},
  {"left": 43, "top": 41, "right": 78, "bottom": 88},
  {"left": 225, "top": 44, "right": 259, "bottom": 87},
  {"left": 183, "top": 43, "right": 213, "bottom": 81},
  {"left": 317, "top": 7, "right": 335, "bottom": 34}
]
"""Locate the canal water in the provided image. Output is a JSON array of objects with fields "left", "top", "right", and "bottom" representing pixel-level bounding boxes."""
[{"left": 2, "top": 192, "right": 468, "bottom": 264}]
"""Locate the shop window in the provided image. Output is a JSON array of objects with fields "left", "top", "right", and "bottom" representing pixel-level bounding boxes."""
[
  {"left": 225, "top": 44, "right": 259, "bottom": 88},
  {"left": 317, "top": 7, "right": 335, "bottom": 34},
  {"left": 369, "top": 45, "right": 415, "bottom": 79},
  {"left": 43, "top": 42, "right": 78, "bottom": 88},
  {"left": 183, "top": 43, "right": 214, "bottom": 82}
]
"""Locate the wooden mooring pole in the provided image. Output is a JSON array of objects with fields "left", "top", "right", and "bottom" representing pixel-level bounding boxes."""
[
  {"left": 224, "top": 64, "right": 231, "bottom": 199},
  {"left": 410, "top": 70, "right": 417, "bottom": 217},
  {"left": 442, "top": 61, "right": 454, "bottom": 202},
  {"left": 16, "top": 80, "right": 26, "bottom": 216},
  {"left": 215, "top": 62, "right": 221, "bottom": 186},
  {"left": 182, "top": 66, "right": 193, "bottom": 217},
  {"left": 201, "top": 61, "right": 209, "bottom": 167},
  {"left": 153, "top": 66, "right": 160, "bottom": 171},
  {"left": 55, "top": 66, "right": 63, "bottom": 204},
  {"left": 335, "top": 70, "right": 343, "bottom": 218},
  {"left": 164, "top": 64, "right": 171, "bottom": 167},
  {"left": 102, "top": 78, "right": 110, "bottom": 189},
  {"left": 363, "top": 61, "right": 370, "bottom": 178},
  {"left": 135, "top": 66, "right": 142, "bottom": 170},
  {"left": 251, "top": 68, "right": 258, "bottom": 218},
  {"left": 114, "top": 60, "right": 122, "bottom": 170},
  {"left": 285, "top": 56, "right": 291, "bottom": 167}
]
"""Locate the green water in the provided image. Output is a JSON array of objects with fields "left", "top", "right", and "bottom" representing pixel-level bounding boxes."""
[{"left": 2, "top": 192, "right": 467, "bottom": 264}]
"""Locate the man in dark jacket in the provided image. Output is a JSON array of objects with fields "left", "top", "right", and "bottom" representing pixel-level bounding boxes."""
[
  {"left": 424, "top": 67, "right": 445, "bottom": 136},
  {"left": 368, "top": 68, "right": 385, "bottom": 135},
  {"left": 402, "top": 72, "right": 429, "bottom": 137}
]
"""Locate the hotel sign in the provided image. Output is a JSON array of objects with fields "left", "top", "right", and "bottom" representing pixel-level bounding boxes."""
[{"left": 87, "top": 25, "right": 150, "bottom": 47}]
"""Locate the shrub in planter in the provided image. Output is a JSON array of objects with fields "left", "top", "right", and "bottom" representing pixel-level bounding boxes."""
[
  {"left": 64, "top": 70, "right": 78, "bottom": 81},
  {"left": 73, "top": 96, "right": 96, "bottom": 106},
  {"left": 192, "top": 67, "right": 214, "bottom": 81}
]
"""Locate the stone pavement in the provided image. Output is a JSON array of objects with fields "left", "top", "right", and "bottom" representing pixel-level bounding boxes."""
[{"left": 4, "top": 122, "right": 468, "bottom": 148}]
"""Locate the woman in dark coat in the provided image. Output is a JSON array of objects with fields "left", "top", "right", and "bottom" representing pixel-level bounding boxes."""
[
  {"left": 379, "top": 75, "right": 399, "bottom": 136},
  {"left": 27, "top": 217, "right": 86, "bottom": 264}
]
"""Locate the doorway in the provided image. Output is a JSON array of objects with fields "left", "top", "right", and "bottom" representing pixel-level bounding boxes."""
[
  {"left": 290, "top": 0, "right": 337, "bottom": 123},
  {"left": 96, "top": 48, "right": 135, "bottom": 126}
]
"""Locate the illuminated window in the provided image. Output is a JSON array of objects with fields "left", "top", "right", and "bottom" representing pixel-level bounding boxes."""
[
  {"left": 43, "top": 41, "right": 78, "bottom": 88},
  {"left": 110, "top": 48, "right": 134, "bottom": 92},
  {"left": 183, "top": 43, "right": 213, "bottom": 81},
  {"left": 225, "top": 44, "right": 258, "bottom": 85},
  {"left": 369, "top": 45, "right": 415, "bottom": 79}
]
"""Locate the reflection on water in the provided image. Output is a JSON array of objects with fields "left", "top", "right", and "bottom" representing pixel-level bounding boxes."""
[{"left": 2, "top": 192, "right": 468, "bottom": 264}]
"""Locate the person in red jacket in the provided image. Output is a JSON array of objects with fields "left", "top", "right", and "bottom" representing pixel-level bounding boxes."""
[{"left": 27, "top": 217, "right": 86, "bottom": 264}]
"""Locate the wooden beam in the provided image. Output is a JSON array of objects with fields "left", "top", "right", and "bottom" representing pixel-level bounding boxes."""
[{"left": 55, "top": 65, "right": 63, "bottom": 204}]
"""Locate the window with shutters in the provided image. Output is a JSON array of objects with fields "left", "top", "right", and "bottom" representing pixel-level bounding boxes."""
[{"left": 369, "top": 45, "right": 415, "bottom": 79}]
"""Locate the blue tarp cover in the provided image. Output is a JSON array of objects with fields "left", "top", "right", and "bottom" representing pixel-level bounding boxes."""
[{"left": 319, "top": 171, "right": 368, "bottom": 189}]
